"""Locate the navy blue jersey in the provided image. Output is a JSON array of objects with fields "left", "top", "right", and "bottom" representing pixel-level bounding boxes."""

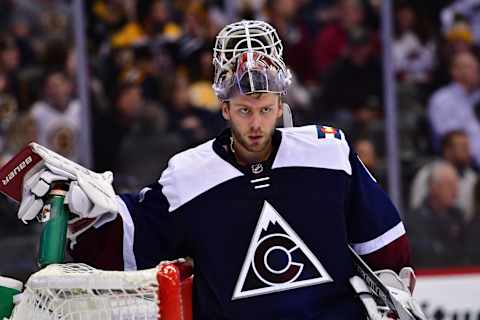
[{"left": 96, "top": 125, "right": 406, "bottom": 319}]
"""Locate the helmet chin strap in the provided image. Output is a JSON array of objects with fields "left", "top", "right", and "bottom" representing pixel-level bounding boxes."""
[{"left": 282, "top": 103, "right": 293, "bottom": 128}]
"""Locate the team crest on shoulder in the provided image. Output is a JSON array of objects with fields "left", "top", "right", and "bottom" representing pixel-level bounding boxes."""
[
  {"left": 316, "top": 125, "right": 341, "bottom": 140},
  {"left": 232, "top": 201, "right": 332, "bottom": 300}
]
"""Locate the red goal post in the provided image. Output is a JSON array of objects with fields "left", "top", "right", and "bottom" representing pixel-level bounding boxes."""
[{"left": 158, "top": 260, "right": 193, "bottom": 320}]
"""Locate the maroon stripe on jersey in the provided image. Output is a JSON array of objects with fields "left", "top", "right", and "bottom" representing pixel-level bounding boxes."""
[
  {"left": 416, "top": 266, "right": 480, "bottom": 276},
  {"left": 69, "top": 216, "right": 124, "bottom": 270},
  {"left": 361, "top": 234, "right": 411, "bottom": 273}
]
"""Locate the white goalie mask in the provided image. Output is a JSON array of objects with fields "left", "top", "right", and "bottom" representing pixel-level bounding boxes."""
[{"left": 212, "top": 20, "right": 292, "bottom": 101}]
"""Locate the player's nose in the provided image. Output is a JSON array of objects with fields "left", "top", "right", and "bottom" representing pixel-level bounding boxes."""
[{"left": 249, "top": 113, "right": 262, "bottom": 130}]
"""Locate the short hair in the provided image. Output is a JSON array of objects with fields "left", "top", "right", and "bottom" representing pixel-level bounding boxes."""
[
  {"left": 114, "top": 81, "right": 141, "bottom": 103},
  {"left": 223, "top": 92, "right": 282, "bottom": 108},
  {"left": 248, "top": 92, "right": 281, "bottom": 100},
  {"left": 441, "top": 130, "right": 467, "bottom": 151},
  {"left": 42, "top": 69, "right": 69, "bottom": 94},
  {"left": 427, "top": 161, "right": 457, "bottom": 186},
  {"left": 43, "top": 69, "right": 68, "bottom": 83}
]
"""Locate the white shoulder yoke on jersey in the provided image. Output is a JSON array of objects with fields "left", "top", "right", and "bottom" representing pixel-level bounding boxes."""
[
  {"left": 274, "top": 125, "right": 352, "bottom": 175},
  {"left": 159, "top": 140, "right": 243, "bottom": 212},
  {"left": 160, "top": 125, "right": 352, "bottom": 212}
]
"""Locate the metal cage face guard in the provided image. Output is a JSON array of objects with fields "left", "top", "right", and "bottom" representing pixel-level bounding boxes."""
[
  {"left": 221, "top": 51, "right": 290, "bottom": 98},
  {"left": 212, "top": 20, "right": 292, "bottom": 100}
]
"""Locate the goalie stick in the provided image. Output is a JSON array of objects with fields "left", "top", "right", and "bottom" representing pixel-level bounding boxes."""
[{"left": 348, "top": 245, "right": 420, "bottom": 320}]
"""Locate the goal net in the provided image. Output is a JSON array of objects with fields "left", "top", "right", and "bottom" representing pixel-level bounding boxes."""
[{"left": 9, "top": 261, "right": 193, "bottom": 320}]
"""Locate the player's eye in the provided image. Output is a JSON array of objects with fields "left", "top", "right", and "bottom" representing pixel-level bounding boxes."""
[
  {"left": 261, "top": 106, "right": 272, "bottom": 113},
  {"left": 239, "top": 108, "right": 250, "bottom": 115}
]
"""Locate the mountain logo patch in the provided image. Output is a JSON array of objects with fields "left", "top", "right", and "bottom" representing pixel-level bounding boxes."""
[{"left": 232, "top": 201, "right": 333, "bottom": 299}]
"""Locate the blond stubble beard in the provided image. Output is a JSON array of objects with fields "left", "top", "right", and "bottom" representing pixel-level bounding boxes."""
[{"left": 230, "top": 124, "right": 274, "bottom": 154}]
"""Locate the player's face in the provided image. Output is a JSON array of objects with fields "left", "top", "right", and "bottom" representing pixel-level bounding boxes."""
[{"left": 222, "top": 93, "right": 283, "bottom": 156}]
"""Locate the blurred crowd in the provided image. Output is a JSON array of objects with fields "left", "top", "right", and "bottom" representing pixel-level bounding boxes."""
[{"left": 0, "top": 0, "right": 479, "bottom": 278}]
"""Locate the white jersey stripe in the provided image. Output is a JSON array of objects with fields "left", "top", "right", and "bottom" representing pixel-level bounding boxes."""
[
  {"left": 160, "top": 125, "right": 352, "bottom": 212},
  {"left": 273, "top": 126, "right": 352, "bottom": 175},
  {"left": 351, "top": 222, "right": 406, "bottom": 255},
  {"left": 116, "top": 196, "right": 137, "bottom": 271},
  {"left": 159, "top": 140, "right": 243, "bottom": 212}
]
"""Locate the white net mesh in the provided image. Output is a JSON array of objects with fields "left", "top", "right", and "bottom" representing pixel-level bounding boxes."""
[{"left": 9, "top": 264, "right": 160, "bottom": 320}]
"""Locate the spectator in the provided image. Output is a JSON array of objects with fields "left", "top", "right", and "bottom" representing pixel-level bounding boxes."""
[
  {"left": 264, "top": 0, "right": 314, "bottom": 120},
  {"left": 410, "top": 131, "right": 478, "bottom": 221},
  {"left": 114, "top": 102, "right": 186, "bottom": 192},
  {"left": 139, "top": 0, "right": 181, "bottom": 41},
  {"left": 441, "top": 1, "right": 480, "bottom": 45},
  {"left": 265, "top": 0, "right": 314, "bottom": 83},
  {"left": 93, "top": 82, "right": 145, "bottom": 173},
  {"left": 393, "top": 1, "right": 435, "bottom": 85},
  {"left": 110, "top": 18, "right": 145, "bottom": 48},
  {"left": 1, "top": 113, "right": 38, "bottom": 166},
  {"left": 29, "top": 70, "right": 84, "bottom": 163},
  {"left": 87, "top": 0, "right": 130, "bottom": 49},
  {"left": 406, "top": 161, "right": 466, "bottom": 267},
  {"left": 445, "top": 21, "right": 476, "bottom": 54},
  {"left": 311, "top": 0, "right": 368, "bottom": 77},
  {"left": 176, "top": 4, "right": 210, "bottom": 65},
  {"left": 464, "top": 179, "right": 480, "bottom": 265},
  {"left": 12, "top": 0, "right": 70, "bottom": 38},
  {"left": 354, "top": 137, "right": 385, "bottom": 188},
  {"left": 8, "top": 14, "right": 37, "bottom": 69},
  {"left": 132, "top": 45, "right": 163, "bottom": 102},
  {"left": 0, "top": 36, "right": 20, "bottom": 76},
  {"left": 0, "top": 94, "right": 17, "bottom": 134},
  {"left": 65, "top": 48, "right": 109, "bottom": 113},
  {"left": 165, "top": 74, "right": 224, "bottom": 146},
  {"left": 427, "top": 51, "right": 480, "bottom": 166},
  {"left": 0, "top": 36, "right": 22, "bottom": 108},
  {"left": 430, "top": 20, "right": 478, "bottom": 90},
  {"left": 320, "top": 26, "right": 382, "bottom": 122},
  {"left": 0, "top": 94, "right": 18, "bottom": 161},
  {"left": 185, "top": 47, "right": 219, "bottom": 112}
]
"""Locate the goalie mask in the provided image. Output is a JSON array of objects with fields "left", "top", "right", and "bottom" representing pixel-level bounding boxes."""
[{"left": 212, "top": 20, "right": 292, "bottom": 101}]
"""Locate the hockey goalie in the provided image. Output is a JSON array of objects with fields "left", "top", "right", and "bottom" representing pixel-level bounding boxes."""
[{"left": 3, "top": 20, "right": 427, "bottom": 320}]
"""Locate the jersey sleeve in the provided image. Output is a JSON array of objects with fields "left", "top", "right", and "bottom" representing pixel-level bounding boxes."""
[
  {"left": 69, "top": 215, "right": 125, "bottom": 270},
  {"left": 70, "top": 182, "right": 187, "bottom": 271},
  {"left": 345, "top": 148, "right": 407, "bottom": 260},
  {"left": 118, "top": 182, "right": 187, "bottom": 270}
]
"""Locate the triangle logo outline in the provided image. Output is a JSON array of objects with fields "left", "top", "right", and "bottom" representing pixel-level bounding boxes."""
[{"left": 232, "top": 201, "right": 333, "bottom": 300}]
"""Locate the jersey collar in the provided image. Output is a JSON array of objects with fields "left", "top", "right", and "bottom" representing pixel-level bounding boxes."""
[{"left": 212, "top": 128, "right": 282, "bottom": 176}]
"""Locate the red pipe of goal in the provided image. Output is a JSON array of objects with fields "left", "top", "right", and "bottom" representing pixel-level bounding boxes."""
[{"left": 157, "top": 261, "right": 193, "bottom": 320}]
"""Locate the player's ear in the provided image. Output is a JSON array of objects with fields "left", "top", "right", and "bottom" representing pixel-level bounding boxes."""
[
  {"left": 222, "top": 102, "right": 231, "bottom": 120},
  {"left": 277, "top": 96, "right": 283, "bottom": 118}
]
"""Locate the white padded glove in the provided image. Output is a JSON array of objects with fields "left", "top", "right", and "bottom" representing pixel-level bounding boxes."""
[
  {"left": 17, "top": 143, "right": 118, "bottom": 245},
  {"left": 351, "top": 267, "right": 427, "bottom": 320},
  {"left": 374, "top": 268, "right": 427, "bottom": 320}
]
